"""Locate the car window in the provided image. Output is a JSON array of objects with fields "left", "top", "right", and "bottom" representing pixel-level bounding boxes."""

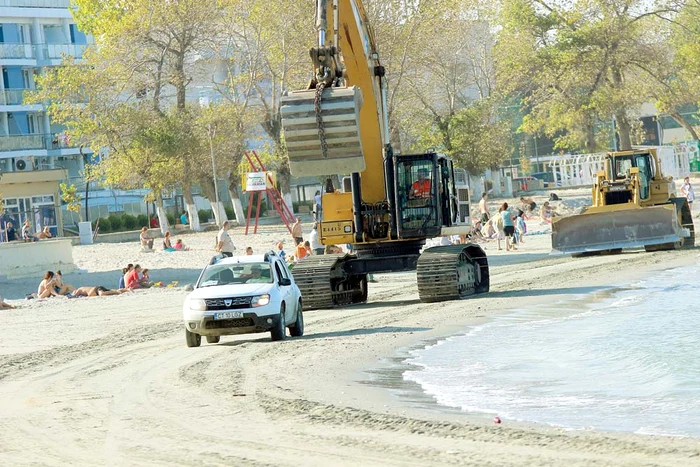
[
  {"left": 198, "top": 263, "right": 273, "bottom": 287},
  {"left": 275, "top": 261, "right": 290, "bottom": 281}
]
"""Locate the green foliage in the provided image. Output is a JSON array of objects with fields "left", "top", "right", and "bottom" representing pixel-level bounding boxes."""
[
  {"left": 122, "top": 214, "right": 137, "bottom": 230},
  {"left": 167, "top": 213, "right": 176, "bottom": 226},
  {"left": 108, "top": 215, "right": 122, "bottom": 231},
  {"left": 225, "top": 206, "right": 235, "bottom": 220},
  {"left": 136, "top": 214, "right": 148, "bottom": 228},
  {"left": 97, "top": 217, "right": 111, "bottom": 233},
  {"left": 60, "top": 183, "right": 83, "bottom": 221},
  {"left": 198, "top": 209, "right": 213, "bottom": 224}
]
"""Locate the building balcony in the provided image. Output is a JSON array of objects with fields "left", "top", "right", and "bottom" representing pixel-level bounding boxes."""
[
  {"left": 0, "top": 0, "right": 70, "bottom": 7},
  {"left": 0, "top": 43, "right": 35, "bottom": 60},
  {"left": 0, "top": 89, "right": 28, "bottom": 106},
  {"left": 42, "top": 43, "right": 86, "bottom": 60},
  {"left": 0, "top": 134, "right": 46, "bottom": 151}
]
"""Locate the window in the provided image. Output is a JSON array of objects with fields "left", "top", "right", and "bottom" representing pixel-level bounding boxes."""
[
  {"left": 22, "top": 69, "right": 31, "bottom": 89},
  {"left": 635, "top": 154, "right": 652, "bottom": 200},
  {"left": 198, "top": 263, "right": 273, "bottom": 287},
  {"left": 69, "top": 24, "right": 87, "bottom": 45},
  {"left": 275, "top": 262, "right": 290, "bottom": 283},
  {"left": 396, "top": 159, "right": 438, "bottom": 234}
]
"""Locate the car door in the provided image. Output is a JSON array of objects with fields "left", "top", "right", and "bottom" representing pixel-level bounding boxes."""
[{"left": 274, "top": 261, "right": 294, "bottom": 323}]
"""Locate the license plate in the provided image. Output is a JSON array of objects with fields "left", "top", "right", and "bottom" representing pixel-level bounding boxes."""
[{"left": 214, "top": 311, "right": 244, "bottom": 320}]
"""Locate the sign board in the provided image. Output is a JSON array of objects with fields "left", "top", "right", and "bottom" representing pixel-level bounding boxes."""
[
  {"left": 243, "top": 172, "right": 276, "bottom": 192},
  {"left": 511, "top": 167, "right": 519, "bottom": 178}
]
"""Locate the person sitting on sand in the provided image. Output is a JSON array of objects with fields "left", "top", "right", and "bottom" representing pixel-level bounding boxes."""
[
  {"left": 0, "top": 295, "right": 16, "bottom": 309},
  {"left": 125, "top": 264, "right": 143, "bottom": 289},
  {"left": 54, "top": 270, "right": 76, "bottom": 295},
  {"left": 540, "top": 202, "right": 559, "bottom": 224},
  {"left": 174, "top": 239, "right": 189, "bottom": 251},
  {"left": 163, "top": 231, "right": 176, "bottom": 252},
  {"left": 119, "top": 264, "right": 133, "bottom": 289},
  {"left": 37, "top": 271, "right": 62, "bottom": 299},
  {"left": 37, "top": 226, "right": 53, "bottom": 240},
  {"left": 140, "top": 268, "right": 153, "bottom": 288},
  {"left": 140, "top": 227, "right": 154, "bottom": 250},
  {"left": 72, "top": 286, "right": 129, "bottom": 297}
]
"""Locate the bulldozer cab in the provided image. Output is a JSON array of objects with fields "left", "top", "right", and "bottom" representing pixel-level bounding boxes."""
[
  {"left": 394, "top": 154, "right": 457, "bottom": 238},
  {"left": 608, "top": 152, "right": 653, "bottom": 201}
]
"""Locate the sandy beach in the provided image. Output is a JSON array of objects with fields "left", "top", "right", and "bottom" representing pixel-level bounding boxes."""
[{"left": 1, "top": 191, "right": 699, "bottom": 466}]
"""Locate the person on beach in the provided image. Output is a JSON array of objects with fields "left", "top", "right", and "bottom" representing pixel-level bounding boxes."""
[
  {"left": 292, "top": 217, "right": 303, "bottom": 245},
  {"left": 119, "top": 264, "right": 134, "bottom": 289},
  {"left": 37, "top": 226, "right": 53, "bottom": 240},
  {"left": 0, "top": 295, "right": 16, "bottom": 309},
  {"left": 22, "top": 220, "right": 37, "bottom": 242},
  {"left": 72, "top": 286, "right": 129, "bottom": 297},
  {"left": 180, "top": 211, "right": 188, "bottom": 225},
  {"left": 150, "top": 215, "right": 159, "bottom": 229},
  {"left": 325, "top": 244, "right": 342, "bottom": 254},
  {"left": 540, "top": 201, "right": 558, "bottom": 224},
  {"left": 293, "top": 241, "right": 309, "bottom": 262},
  {"left": 500, "top": 203, "right": 517, "bottom": 251},
  {"left": 37, "top": 271, "right": 62, "bottom": 299},
  {"left": 216, "top": 221, "right": 236, "bottom": 257},
  {"left": 125, "top": 264, "right": 143, "bottom": 289},
  {"left": 309, "top": 223, "right": 324, "bottom": 255},
  {"left": 515, "top": 210, "right": 527, "bottom": 244},
  {"left": 163, "top": 231, "right": 176, "bottom": 251},
  {"left": 6, "top": 222, "right": 17, "bottom": 242},
  {"left": 174, "top": 239, "right": 189, "bottom": 251},
  {"left": 245, "top": 246, "right": 253, "bottom": 255},
  {"left": 55, "top": 270, "right": 75, "bottom": 295},
  {"left": 681, "top": 177, "right": 694, "bottom": 209},
  {"left": 479, "top": 193, "right": 490, "bottom": 223},
  {"left": 314, "top": 190, "right": 322, "bottom": 221},
  {"left": 140, "top": 227, "right": 154, "bottom": 250},
  {"left": 140, "top": 269, "right": 153, "bottom": 288},
  {"left": 276, "top": 241, "right": 286, "bottom": 260},
  {"left": 520, "top": 196, "right": 536, "bottom": 216}
]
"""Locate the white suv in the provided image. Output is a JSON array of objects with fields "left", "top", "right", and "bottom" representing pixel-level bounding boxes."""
[{"left": 182, "top": 252, "right": 303, "bottom": 347}]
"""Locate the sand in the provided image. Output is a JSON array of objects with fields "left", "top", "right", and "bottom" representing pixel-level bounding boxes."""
[{"left": 1, "top": 191, "right": 699, "bottom": 466}]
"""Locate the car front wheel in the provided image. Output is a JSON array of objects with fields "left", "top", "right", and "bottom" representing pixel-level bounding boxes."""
[
  {"left": 270, "top": 307, "right": 286, "bottom": 342},
  {"left": 185, "top": 328, "right": 201, "bottom": 348},
  {"left": 289, "top": 300, "right": 304, "bottom": 337}
]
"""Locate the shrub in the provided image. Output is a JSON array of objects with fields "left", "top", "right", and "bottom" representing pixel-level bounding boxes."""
[
  {"left": 225, "top": 205, "right": 235, "bottom": 220},
  {"left": 167, "top": 213, "right": 176, "bottom": 226},
  {"left": 198, "top": 209, "right": 212, "bottom": 224},
  {"left": 260, "top": 200, "right": 268, "bottom": 216},
  {"left": 136, "top": 214, "right": 148, "bottom": 227},
  {"left": 97, "top": 217, "right": 111, "bottom": 233},
  {"left": 108, "top": 215, "right": 123, "bottom": 231},
  {"left": 122, "top": 214, "right": 137, "bottom": 230}
]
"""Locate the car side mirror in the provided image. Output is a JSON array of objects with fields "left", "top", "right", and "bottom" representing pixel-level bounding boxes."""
[{"left": 279, "top": 278, "right": 291, "bottom": 286}]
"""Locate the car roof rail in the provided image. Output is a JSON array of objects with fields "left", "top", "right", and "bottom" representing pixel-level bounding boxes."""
[
  {"left": 263, "top": 250, "right": 277, "bottom": 262},
  {"left": 209, "top": 254, "right": 222, "bottom": 265}
]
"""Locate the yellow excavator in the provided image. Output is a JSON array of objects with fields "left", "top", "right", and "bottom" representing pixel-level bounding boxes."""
[
  {"left": 551, "top": 149, "right": 695, "bottom": 255},
  {"left": 279, "top": 0, "right": 489, "bottom": 308}
]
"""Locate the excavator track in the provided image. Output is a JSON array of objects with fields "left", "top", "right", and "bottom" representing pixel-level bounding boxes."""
[
  {"left": 416, "top": 244, "right": 490, "bottom": 303},
  {"left": 292, "top": 254, "right": 367, "bottom": 310}
]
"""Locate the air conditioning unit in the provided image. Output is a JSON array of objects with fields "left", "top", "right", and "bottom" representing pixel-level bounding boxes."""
[{"left": 14, "top": 156, "right": 34, "bottom": 172}]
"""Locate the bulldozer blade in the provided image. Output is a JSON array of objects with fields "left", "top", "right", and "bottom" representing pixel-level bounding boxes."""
[
  {"left": 551, "top": 205, "right": 684, "bottom": 255},
  {"left": 280, "top": 85, "right": 365, "bottom": 176}
]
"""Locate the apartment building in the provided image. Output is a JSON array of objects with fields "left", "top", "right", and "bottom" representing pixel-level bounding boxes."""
[{"left": 0, "top": 0, "right": 89, "bottom": 236}]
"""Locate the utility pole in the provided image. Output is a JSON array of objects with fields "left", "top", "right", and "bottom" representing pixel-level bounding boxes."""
[{"left": 207, "top": 122, "right": 221, "bottom": 226}]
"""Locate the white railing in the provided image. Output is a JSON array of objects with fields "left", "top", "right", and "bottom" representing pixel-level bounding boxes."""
[
  {"left": 0, "top": 43, "right": 35, "bottom": 59},
  {"left": 0, "top": 0, "right": 70, "bottom": 7},
  {"left": 0, "top": 89, "right": 27, "bottom": 105},
  {"left": 43, "top": 43, "right": 86, "bottom": 59}
]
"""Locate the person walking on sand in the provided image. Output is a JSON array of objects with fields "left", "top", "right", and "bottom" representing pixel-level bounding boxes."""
[
  {"left": 292, "top": 217, "right": 303, "bottom": 245},
  {"left": 500, "top": 202, "right": 517, "bottom": 252},
  {"left": 216, "top": 220, "right": 236, "bottom": 257},
  {"left": 681, "top": 176, "right": 694, "bottom": 209},
  {"left": 479, "top": 193, "right": 490, "bottom": 223}
]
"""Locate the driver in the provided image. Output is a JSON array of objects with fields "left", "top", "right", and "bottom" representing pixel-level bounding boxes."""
[
  {"left": 410, "top": 168, "right": 432, "bottom": 199},
  {"left": 246, "top": 264, "right": 269, "bottom": 284}
]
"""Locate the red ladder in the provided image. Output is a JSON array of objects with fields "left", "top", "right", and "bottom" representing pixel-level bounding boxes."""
[{"left": 243, "top": 151, "right": 295, "bottom": 235}]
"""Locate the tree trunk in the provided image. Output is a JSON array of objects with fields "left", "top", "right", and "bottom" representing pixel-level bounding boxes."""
[
  {"left": 182, "top": 185, "right": 201, "bottom": 232},
  {"left": 669, "top": 111, "right": 699, "bottom": 141},
  {"left": 584, "top": 116, "right": 597, "bottom": 153},
  {"left": 227, "top": 175, "right": 246, "bottom": 225},
  {"left": 155, "top": 192, "right": 170, "bottom": 236},
  {"left": 200, "top": 179, "right": 228, "bottom": 226},
  {"left": 277, "top": 154, "right": 294, "bottom": 213},
  {"left": 615, "top": 113, "right": 633, "bottom": 151}
]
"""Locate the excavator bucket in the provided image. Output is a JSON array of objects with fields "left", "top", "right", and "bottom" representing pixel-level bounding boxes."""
[
  {"left": 280, "top": 85, "right": 365, "bottom": 176},
  {"left": 551, "top": 204, "right": 684, "bottom": 255}
]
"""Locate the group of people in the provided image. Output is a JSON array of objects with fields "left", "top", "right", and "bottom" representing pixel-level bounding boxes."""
[
  {"left": 140, "top": 227, "right": 189, "bottom": 252},
  {"left": 1, "top": 217, "right": 54, "bottom": 243},
  {"left": 119, "top": 264, "right": 154, "bottom": 289},
  {"left": 30, "top": 270, "right": 129, "bottom": 300}
]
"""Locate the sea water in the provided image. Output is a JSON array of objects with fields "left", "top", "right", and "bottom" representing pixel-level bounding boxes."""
[{"left": 404, "top": 265, "right": 700, "bottom": 437}]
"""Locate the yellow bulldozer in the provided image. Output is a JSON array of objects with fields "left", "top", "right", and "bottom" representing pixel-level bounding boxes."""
[{"left": 551, "top": 149, "right": 694, "bottom": 255}]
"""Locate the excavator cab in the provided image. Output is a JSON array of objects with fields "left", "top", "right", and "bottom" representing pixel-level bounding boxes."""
[{"left": 394, "top": 153, "right": 460, "bottom": 238}]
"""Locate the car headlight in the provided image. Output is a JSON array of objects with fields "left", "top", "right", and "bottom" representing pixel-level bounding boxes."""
[
  {"left": 188, "top": 298, "right": 207, "bottom": 311},
  {"left": 251, "top": 294, "right": 270, "bottom": 307}
]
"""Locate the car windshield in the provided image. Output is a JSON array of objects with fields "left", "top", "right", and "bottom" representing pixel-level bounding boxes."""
[{"left": 198, "top": 263, "right": 273, "bottom": 287}]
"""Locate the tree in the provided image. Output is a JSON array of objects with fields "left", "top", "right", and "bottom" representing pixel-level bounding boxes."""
[
  {"left": 496, "top": 0, "right": 681, "bottom": 152},
  {"left": 60, "top": 183, "right": 83, "bottom": 223}
]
